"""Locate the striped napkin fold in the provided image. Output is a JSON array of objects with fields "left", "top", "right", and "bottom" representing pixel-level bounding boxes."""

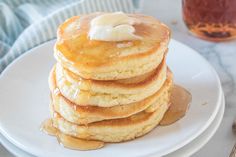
[{"left": 0, "top": 0, "right": 140, "bottom": 73}]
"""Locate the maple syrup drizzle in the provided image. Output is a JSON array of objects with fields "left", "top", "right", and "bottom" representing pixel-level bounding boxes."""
[
  {"left": 56, "top": 13, "right": 168, "bottom": 67},
  {"left": 160, "top": 85, "right": 192, "bottom": 125},
  {"left": 42, "top": 85, "right": 191, "bottom": 150},
  {"left": 55, "top": 64, "right": 92, "bottom": 105},
  {"left": 40, "top": 119, "right": 104, "bottom": 150}
]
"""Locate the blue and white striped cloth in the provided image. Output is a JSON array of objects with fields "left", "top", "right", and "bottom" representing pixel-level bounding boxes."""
[{"left": 0, "top": 0, "right": 140, "bottom": 73}]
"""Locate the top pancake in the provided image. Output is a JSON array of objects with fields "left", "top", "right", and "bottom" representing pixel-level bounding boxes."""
[{"left": 54, "top": 13, "right": 171, "bottom": 80}]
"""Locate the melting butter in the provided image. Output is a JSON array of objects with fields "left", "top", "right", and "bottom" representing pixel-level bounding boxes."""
[{"left": 89, "top": 12, "right": 142, "bottom": 41}]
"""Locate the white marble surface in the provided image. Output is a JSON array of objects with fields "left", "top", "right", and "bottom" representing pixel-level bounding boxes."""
[
  {"left": 141, "top": 1, "right": 236, "bottom": 157},
  {"left": 1, "top": 0, "right": 236, "bottom": 156}
]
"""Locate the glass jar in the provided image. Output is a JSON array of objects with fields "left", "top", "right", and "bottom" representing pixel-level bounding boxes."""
[{"left": 182, "top": 0, "right": 236, "bottom": 41}]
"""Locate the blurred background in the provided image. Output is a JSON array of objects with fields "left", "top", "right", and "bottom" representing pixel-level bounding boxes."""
[{"left": 0, "top": 0, "right": 235, "bottom": 156}]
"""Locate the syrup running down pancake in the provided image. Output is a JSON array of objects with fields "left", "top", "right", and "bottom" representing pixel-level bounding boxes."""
[
  {"left": 54, "top": 13, "right": 170, "bottom": 80},
  {"left": 54, "top": 57, "right": 167, "bottom": 107},
  {"left": 49, "top": 67, "right": 173, "bottom": 124},
  {"left": 42, "top": 12, "right": 191, "bottom": 151}
]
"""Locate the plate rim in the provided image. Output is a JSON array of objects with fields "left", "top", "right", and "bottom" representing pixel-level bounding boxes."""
[
  {"left": 164, "top": 92, "right": 225, "bottom": 157},
  {"left": 0, "top": 93, "right": 225, "bottom": 157},
  {"left": 0, "top": 39, "right": 223, "bottom": 157},
  {"left": 145, "top": 39, "right": 223, "bottom": 157}
]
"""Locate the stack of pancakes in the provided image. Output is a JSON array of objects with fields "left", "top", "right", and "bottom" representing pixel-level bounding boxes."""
[{"left": 48, "top": 13, "right": 172, "bottom": 143}]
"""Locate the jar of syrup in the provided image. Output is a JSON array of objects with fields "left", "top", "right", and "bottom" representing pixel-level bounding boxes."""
[{"left": 182, "top": 0, "right": 236, "bottom": 41}]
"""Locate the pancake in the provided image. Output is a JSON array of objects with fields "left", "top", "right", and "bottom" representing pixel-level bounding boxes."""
[
  {"left": 50, "top": 70, "right": 173, "bottom": 124},
  {"left": 54, "top": 13, "right": 170, "bottom": 80},
  {"left": 53, "top": 58, "right": 167, "bottom": 107},
  {"left": 56, "top": 56, "right": 167, "bottom": 95},
  {"left": 44, "top": 12, "right": 174, "bottom": 149},
  {"left": 51, "top": 102, "right": 169, "bottom": 143}
]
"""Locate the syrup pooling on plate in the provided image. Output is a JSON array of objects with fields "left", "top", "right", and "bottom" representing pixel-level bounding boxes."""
[
  {"left": 40, "top": 119, "right": 104, "bottom": 150},
  {"left": 40, "top": 119, "right": 57, "bottom": 136},
  {"left": 160, "top": 85, "right": 192, "bottom": 125},
  {"left": 55, "top": 13, "right": 168, "bottom": 67},
  {"left": 41, "top": 84, "right": 191, "bottom": 150}
]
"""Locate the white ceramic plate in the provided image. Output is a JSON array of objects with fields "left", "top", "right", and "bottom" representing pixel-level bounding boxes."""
[
  {"left": 0, "top": 93, "right": 225, "bottom": 157},
  {"left": 165, "top": 93, "right": 225, "bottom": 157},
  {"left": 0, "top": 39, "right": 222, "bottom": 157}
]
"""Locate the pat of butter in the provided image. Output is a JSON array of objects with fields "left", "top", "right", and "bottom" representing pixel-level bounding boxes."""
[{"left": 89, "top": 12, "right": 142, "bottom": 41}]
